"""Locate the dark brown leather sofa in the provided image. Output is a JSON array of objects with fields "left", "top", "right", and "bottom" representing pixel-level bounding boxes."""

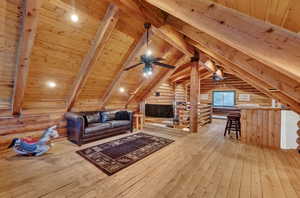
[{"left": 65, "top": 110, "right": 133, "bottom": 146}]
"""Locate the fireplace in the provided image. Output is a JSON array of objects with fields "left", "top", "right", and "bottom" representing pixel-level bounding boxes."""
[{"left": 145, "top": 104, "right": 174, "bottom": 118}]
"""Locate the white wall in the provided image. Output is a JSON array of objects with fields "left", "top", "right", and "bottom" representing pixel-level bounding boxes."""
[{"left": 281, "top": 110, "right": 300, "bottom": 149}]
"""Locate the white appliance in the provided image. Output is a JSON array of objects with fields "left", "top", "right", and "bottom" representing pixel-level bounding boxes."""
[{"left": 281, "top": 110, "right": 300, "bottom": 149}]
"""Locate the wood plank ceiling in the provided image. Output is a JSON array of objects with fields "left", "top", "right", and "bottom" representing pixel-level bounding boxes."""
[
  {"left": 0, "top": 0, "right": 300, "bottom": 116},
  {"left": 209, "top": 0, "right": 300, "bottom": 33}
]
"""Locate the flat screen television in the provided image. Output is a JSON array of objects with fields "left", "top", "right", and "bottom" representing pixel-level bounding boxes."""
[{"left": 145, "top": 104, "right": 174, "bottom": 118}]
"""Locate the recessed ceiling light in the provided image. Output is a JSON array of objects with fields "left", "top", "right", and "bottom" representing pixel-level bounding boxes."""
[
  {"left": 119, "top": 87, "right": 125, "bottom": 93},
  {"left": 146, "top": 49, "right": 152, "bottom": 56},
  {"left": 47, "top": 81, "right": 56, "bottom": 88},
  {"left": 70, "top": 14, "right": 79, "bottom": 22}
]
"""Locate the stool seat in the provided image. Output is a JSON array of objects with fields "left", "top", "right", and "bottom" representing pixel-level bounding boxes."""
[{"left": 224, "top": 113, "right": 241, "bottom": 139}]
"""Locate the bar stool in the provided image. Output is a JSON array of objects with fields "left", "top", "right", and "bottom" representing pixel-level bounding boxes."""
[{"left": 224, "top": 113, "right": 241, "bottom": 139}]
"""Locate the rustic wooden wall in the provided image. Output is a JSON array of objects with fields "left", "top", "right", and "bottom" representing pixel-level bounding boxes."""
[
  {"left": 200, "top": 88, "right": 272, "bottom": 106},
  {"left": 0, "top": 112, "right": 66, "bottom": 151},
  {"left": 240, "top": 108, "right": 281, "bottom": 149},
  {"left": 175, "top": 84, "right": 185, "bottom": 103},
  {"left": 0, "top": 1, "right": 21, "bottom": 109},
  {"left": 183, "top": 73, "right": 272, "bottom": 106},
  {"left": 145, "top": 82, "right": 174, "bottom": 105}
]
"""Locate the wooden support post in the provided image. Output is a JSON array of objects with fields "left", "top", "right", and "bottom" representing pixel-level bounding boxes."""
[
  {"left": 66, "top": 4, "right": 119, "bottom": 111},
  {"left": 12, "top": 0, "right": 44, "bottom": 115},
  {"left": 190, "top": 55, "right": 200, "bottom": 133}
]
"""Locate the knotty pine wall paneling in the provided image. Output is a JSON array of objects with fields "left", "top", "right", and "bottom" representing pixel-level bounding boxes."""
[{"left": 240, "top": 109, "right": 281, "bottom": 149}]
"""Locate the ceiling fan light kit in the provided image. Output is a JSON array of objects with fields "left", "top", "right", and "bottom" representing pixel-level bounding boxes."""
[{"left": 124, "top": 23, "right": 176, "bottom": 76}]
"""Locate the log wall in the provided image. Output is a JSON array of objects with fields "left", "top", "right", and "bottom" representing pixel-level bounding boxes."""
[
  {"left": 175, "top": 84, "right": 185, "bottom": 103},
  {"left": 240, "top": 108, "right": 281, "bottom": 149},
  {"left": 200, "top": 88, "right": 272, "bottom": 106},
  {"left": 0, "top": 113, "right": 66, "bottom": 151},
  {"left": 145, "top": 82, "right": 174, "bottom": 105}
]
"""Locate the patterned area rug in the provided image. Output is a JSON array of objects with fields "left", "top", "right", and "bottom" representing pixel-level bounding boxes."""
[{"left": 76, "top": 133, "right": 174, "bottom": 175}]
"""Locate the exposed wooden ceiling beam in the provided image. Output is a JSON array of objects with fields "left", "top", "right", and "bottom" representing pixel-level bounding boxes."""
[
  {"left": 166, "top": 17, "right": 300, "bottom": 104},
  {"left": 152, "top": 24, "right": 216, "bottom": 74},
  {"left": 200, "top": 71, "right": 214, "bottom": 80},
  {"left": 172, "top": 62, "right": 192, "bottom": 73},
  {"left": 12, "top": 0, "right": 44, "bottom": 116},
  {"left": 171, "top": 65, "right": 206, "bottom": 77},
  {"left": 226, "top": 66, "right": 300, "bottom": 113},
  {"left": 170, "top": 67, "right": 208, "bottom": 83},
  {"left": 100, "top": 29, "right": 152, "bottom": 109},
  {"left": 205, "top": 49, "right": 300, "bottom": 113},
  {"left": 134, "top": 0, "right": 167, "bottom": 27},
  {"left": 104, "top": 0, "right": 165, "bottom": 27},
  {"left": 66, "top": 4, "right": 119, "bottom": 111},
  {"left": 145, "top": 0, "right": 300, "bottom": 81},
  {"left": 204, "top": 60, "right": 217, "bottom": 73},
  {"left": 152, "top": 24, "right": 193, "bottom": 56},
  {"left": 183, "top": 71, "right": 213, "bottom": 86},
  {"left": 172, "top": 27, "right": 300, "bottom": 112}
]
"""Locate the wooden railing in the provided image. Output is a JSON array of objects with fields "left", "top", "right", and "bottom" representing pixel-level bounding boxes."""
[
  {"left": 177, "top": 104, "right": 212, "bottom": 127},
  {"left": 198, "top": 105, "right": 212, "bottom": 126}
]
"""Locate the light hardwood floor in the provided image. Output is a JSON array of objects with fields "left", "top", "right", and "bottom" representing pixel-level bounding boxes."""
[{"left": 1, "top": 120, "right": 300, "bottom": 198}]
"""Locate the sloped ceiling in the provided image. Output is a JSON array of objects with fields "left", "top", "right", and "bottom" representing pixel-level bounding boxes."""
[
  {"left": 144, "top": 0, "right": 300, "bottom": 113},
  {"left": 0, "top": 0, "right": 20, "bottom": 109},
  {"left": 0, "top": 0, "right": 182, "bottom": 115},
  {"left": 209, "top": 0, "right": 300, "bottom": 33},
  {"left": 1, "top": 0, "right": 300, "bottom": 116}
]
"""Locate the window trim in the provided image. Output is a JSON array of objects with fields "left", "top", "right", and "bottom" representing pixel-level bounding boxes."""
[{"left": 212, "top": 90, "right": 236, "bottom": 107}]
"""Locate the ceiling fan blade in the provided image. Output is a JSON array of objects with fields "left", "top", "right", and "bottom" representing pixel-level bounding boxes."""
[
  {"left": 124, "top": 63, "right": 143, "bottom": 71},
  {"left": 153, "top": 57, "right": 165, "bottom": 62},
  {"left": 153, "top": 61, "right": 176, "bottom": 69}
]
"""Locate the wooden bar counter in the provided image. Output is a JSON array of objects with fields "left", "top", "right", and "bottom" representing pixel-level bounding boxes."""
[{"left": 240, "top": 107, "right": 282, "bottom": 149}]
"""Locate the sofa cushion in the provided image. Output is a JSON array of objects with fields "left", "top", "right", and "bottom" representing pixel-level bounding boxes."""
[
  {"left": 84, "top": 112, "right": 100, "bottom": 125},
  {"left": 101, "top": 111, "right": 117, "bottom": 122},
  {"left": 115, "top": 111, "right": 130, "bottom": 120},
  {"left": 108, "top": 120, "right": 130, "bottom": 128},
  {"left": 85, "top": 122, "right": 112, "bottom": 134}
]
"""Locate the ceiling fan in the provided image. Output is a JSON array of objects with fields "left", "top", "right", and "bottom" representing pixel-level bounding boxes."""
[
  {"left": 212, "top": 66, "right": 225, "bottom": 81},
  {"left": 123, "top": 23, "right": 176, "bottom": 76}
]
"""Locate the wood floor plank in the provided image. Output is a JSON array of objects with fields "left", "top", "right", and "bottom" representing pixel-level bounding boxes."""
[
  {"left": 261, "top": 148, "right": 286, "bottom": 198},
  {"left": 239, "top": 144, "right": 252, "bottom": 198},
  {"left": 226, "top": 143, "right": 245, "bottom": 198},
  {"left": 250, "top": 146, "right": 263, "bottom": 198},
  {"left": 270, "top": 150, "right": 298, "bottom": 198},
  {"left": 0, "top": 119, "right": 299, "bottom": 198}
]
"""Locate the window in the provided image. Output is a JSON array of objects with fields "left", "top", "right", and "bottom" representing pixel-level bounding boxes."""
[{"left": 213, "top": 91, "right": 235, "bottom": 107}]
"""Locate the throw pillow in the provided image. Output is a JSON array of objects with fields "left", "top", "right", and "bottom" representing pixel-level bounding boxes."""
[
  {"left": 115, "top": 111, "right": 130, "bottom": 120},
  {"left": 85, "top": 112, "right": 100, "bottom": 125},
  {"left": 101, "top": 111, "right": 117, "bottom": 122}
]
